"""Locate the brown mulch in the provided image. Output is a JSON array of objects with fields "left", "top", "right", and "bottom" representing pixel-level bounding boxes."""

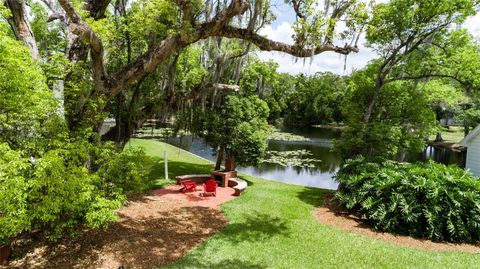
[
  {"left": 2, "top": 192, "right": 231, "bottom": 269},
  {"left": 314, "top": 193, "right": 480, "bottom": 253}
]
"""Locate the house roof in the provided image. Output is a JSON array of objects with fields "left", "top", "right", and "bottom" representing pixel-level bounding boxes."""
[{"left": 460, "top": 124, "right": 480, "bottom": 146}]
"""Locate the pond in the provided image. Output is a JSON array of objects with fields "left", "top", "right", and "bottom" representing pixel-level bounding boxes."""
[{"left": 144, "top": 126, "right": 465, "bottom": 190}]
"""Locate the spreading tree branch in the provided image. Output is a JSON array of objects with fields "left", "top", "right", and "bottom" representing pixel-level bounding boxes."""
[
  {"left": 59, "top": 0, "right": 359, "bottom": 101},
  {"left": 217, "top": 26, "right": 359, "bottom": 56},
  {"left": 84, "top": 0, "right": 112, "bottom": 19},
  {"left": 58, "top": 0, "right": 107, "bottom": 94}
]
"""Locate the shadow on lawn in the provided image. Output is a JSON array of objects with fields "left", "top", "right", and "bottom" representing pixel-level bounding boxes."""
[
  {"left": 170, "top": 257, "right": 267, "bottom": 269},
  {"left": 296, "top": 186, "right": 331, "bottom": 207},
  {"left": 216, "top": 212, "right": 290, "bottom": 243}
]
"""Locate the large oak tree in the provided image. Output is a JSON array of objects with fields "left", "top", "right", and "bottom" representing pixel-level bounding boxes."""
[{"left": 3, "top": 0, "right": 364, "bottom": 144}]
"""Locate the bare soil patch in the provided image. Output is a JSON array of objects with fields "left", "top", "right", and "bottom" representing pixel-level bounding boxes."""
[
  {"left": 314, "top": 194, "right": 480, "bottom": 253},
  {"left": 2, "top": 189, "right": 233, "bottom": 269}
]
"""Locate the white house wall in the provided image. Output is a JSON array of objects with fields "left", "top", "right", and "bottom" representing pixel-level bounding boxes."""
[{"left": 465, "top": 135, "right": 480, "bottom": 176}]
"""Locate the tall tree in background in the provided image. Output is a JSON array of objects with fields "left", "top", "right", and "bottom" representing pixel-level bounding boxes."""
[
  {"left": 363, "top": 0, "right": 478, "bottom": 123},
  {"left": 335, "top": 0, "right": 480, "bottom": 159}
]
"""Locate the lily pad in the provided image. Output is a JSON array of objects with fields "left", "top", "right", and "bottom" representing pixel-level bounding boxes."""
[{"left": 261, "top": 149, "right": 322, "bottom": 168}]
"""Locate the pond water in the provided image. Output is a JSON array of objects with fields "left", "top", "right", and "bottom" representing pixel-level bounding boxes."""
[{"left": 156, "top": 126, "right": 465, "bottom": 190}]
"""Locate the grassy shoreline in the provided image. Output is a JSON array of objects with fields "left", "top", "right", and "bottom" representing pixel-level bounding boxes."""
[{"left": 129, "top": 139, "right": 480, "bottom": 269}]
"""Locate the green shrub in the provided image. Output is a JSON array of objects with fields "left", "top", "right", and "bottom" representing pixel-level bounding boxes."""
[
  {"left": 98, "top": 147, "right": 156, "bottom": 194},
  {"left": 0, "top": 32, "right": 125, "bottom": 245},
  {"left": 0, "top": 142, "right": 124, "bottom": 244},
  {"left": 0, "top": 144, "right": 31, "bottom": 245},
  {"left": 335, "top": 156, "right": 480, "bottom": 243}
]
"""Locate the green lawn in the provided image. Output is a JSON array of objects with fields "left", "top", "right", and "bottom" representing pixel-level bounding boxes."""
[
  {"left": 430, "top": 126, "right": 465, "bottom": 143},
  {"left": 129, "top": 139, "right": 480, "bottom": 269}
]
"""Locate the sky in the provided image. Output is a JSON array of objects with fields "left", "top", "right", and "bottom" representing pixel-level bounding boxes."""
[{"left": 256, "top": 0, "right": 480, "bottom": 75}]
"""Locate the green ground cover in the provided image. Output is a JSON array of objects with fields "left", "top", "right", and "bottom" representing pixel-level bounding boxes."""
[{"left": 128, "top": 139, "right": 480, "bottom": 269}]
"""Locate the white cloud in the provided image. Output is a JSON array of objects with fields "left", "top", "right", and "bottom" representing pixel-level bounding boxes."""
[
  {"left": 464, "top": 14, "right": 480, "bottom": 38},
  {"left": 256, "top": 13, "right": 480, "bottom": 75},
  {"left": 258, "top": 22, "right": 294, "bottom": 44}
]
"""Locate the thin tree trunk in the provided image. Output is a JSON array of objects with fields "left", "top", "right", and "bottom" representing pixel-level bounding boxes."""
[
  {"left": 215, "top": 145, "right": 225, "bottom": 170},
  {"left": 364, "top": 75, "right": 383, "bottom": 123}
]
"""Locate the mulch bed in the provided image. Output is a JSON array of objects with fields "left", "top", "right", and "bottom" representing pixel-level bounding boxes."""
[
  {"left": 314, "top": 193, "right": 480, "bottom": 253},
  {"left": 1, "top": 191, "right": 231, "bottom": 269}
]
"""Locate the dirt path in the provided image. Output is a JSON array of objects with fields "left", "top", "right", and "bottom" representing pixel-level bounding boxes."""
[
  {"left": 3, "top": 186, "right": 236, "bottom": 269},
  {"left": 314, "top": 195, "right": 480, "bottom": 253}
]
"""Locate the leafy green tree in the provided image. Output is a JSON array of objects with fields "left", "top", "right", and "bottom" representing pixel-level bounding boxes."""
[
  {"left": 0, "top": 28, "right": 59, "bottom": 154},
  {"left": 192, "top": 95, "right": 271, "bottom": 169},
  {"left": 240, "top": 59, "right": 280, "bottom": 96},
  {"left": 421, "top": 80, "right": 467, "bottom": 141},
  {"left": 363, "top": 0, "right": 477, "bottom": 123},
  {"left": 456, "top": 101, "right": 480, "bottom": 136},
  {"left": 335, "top": 64, "right": 436, "bottom": 159},
  {"left": 422, "top": 80, "right": 467, "bottom": 123},
  {"left": 337, "top": 0, "right": 478, "bottom": 158},
  {"left": 285, "top": 72, "right": 347, "bottom": 126},
  {"left": 240, "top": 59, "right": 293, "bottom": 122}
]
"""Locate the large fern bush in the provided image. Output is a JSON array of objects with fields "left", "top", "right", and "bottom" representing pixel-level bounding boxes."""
[{"left": 335, "top": 156, "right": 480, "bottom": 243}]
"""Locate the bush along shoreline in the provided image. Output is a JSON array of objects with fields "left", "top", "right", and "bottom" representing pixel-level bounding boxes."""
[{"left": 335, "top": 156, "right": 480, "bottom": 243}]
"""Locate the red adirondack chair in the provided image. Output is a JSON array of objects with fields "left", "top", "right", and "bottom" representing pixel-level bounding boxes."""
[
  {"left": 203, "top": 179, "right": 217, "bottom": 197},
  {"left": 180, "top": 179, "right": 197, "bottom": 193}
]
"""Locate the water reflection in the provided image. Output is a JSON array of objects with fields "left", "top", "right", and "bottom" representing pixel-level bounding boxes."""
[
  {"left": 409, "top": 146, "right": 465, "bottom": 167},
  {"left": 163, "top": 126, "right": 342, "bottom": 190},
  {"left": 159, "top": 126, "right": 465, "bottom": 190}
]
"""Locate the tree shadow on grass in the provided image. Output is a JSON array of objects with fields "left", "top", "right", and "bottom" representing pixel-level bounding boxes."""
[
  {"left": 296, "top": 186, "right": 332, "bottom": 207},
  {"left": 170, "top": 257, "right": 267, "bottom": 269},
  {"left": 167, "top": 213, "right": 286, "bottom": 269},
  {"left": 216, "top": 212, "right": 290, "bottom": 244}
]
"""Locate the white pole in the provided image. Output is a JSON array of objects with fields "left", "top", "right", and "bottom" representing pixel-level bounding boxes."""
[{"left": 164, "top": 150, "right": 168, "bottom": 180}]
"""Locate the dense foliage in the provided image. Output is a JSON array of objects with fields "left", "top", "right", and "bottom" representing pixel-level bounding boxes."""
[
  {"left": 335, "top": 64, "right": 437, "bottom": 159},
  {"left": 98, "top": 147, "right": 159, "bottom": 194},
  {"left": 240, "top": 59, "right": 292, "bottom": 123},
  {"left": 0, "top": 30, "right": 60, "bottom": 153},
  {"left": 335, "top": 156, "right": 480, "bottom": 243},
  {"left": 191, "top": 95, "right": 271, "bottom": 167},
  {"left": 0, "top": 32, "right": 154, "bottom": 245},
  {"left": 284, "top": 73, "right": 347, "bottom": 126},
  {"left": 0, "top": 142, "right": 126, "bottom": 244}
]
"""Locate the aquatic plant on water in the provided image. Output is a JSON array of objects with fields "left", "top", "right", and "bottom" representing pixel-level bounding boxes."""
[
  {"left": 267, "top": 131, "right": 311, "bottom": 142},
  {"left": 261, "top": 149, "right": 321, "bottom": 168},
  {"left": 134, "top": 127, "right": 189, "bottom": 138}
]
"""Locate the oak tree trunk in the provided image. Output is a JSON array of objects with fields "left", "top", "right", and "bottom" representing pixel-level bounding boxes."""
[{"left": 4, "top": 0, "right": 39, "bottom": 58}]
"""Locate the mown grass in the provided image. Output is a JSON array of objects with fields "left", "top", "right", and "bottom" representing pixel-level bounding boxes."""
[
  {"left": 128, "top": 139, "right": 480, "bottom": 269},
  {"left": 430, "top": 126, "right": 465, "bottom": 143}
]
